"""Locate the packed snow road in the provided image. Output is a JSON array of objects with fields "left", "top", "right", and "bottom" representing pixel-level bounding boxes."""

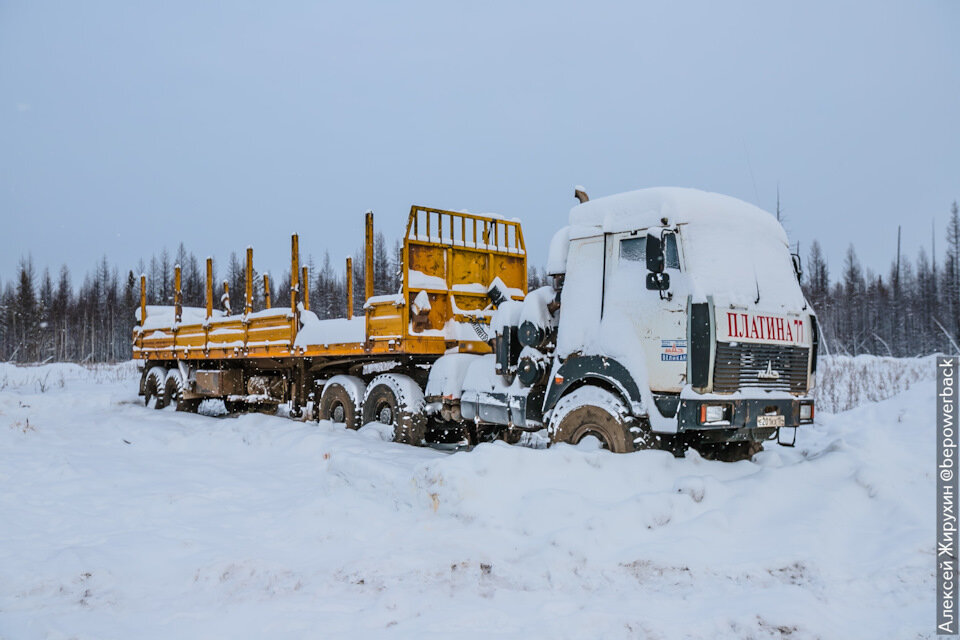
[{"left": 0, "top": 363, "right": 934, "bottom": 638}]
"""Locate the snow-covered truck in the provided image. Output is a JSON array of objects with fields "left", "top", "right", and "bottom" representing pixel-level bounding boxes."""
[{"left": 134, "top": 187, "right": 817, "bottom": 458}]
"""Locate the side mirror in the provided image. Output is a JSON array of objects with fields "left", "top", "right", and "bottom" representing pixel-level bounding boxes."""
[
  {"left": 791, "top": 253, "right": 803, "bottom": 283},
  {"left": 646, "top": 272, "right": 670, "bottom": 291},
  {"left": 646, "top": 233, "right": 664, "bottom": 273}
]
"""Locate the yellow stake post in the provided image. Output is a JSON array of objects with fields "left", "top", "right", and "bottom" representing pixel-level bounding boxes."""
[
  {"left": 205, "top": 258, "right": 213, "bottom": 319},
  {"left": 346, "top": 257, "right": 353, "bottom": 320},
  {"left": 245, "top": 247, "right": 254, "bottom": 315},
  {"left": 291, "top": 234, "right": 300, "bottom": 313},
  {"left": 365, "top": 211, "right": 374, "bottom": 305},
  {"left": 290, "top": 234, "right": 300, "bottom": 347},
  {"left": 301, "top": 266, "right": 309, "bottom": 311},
  {"left": 174, "top": 265, "right": 182, "bottom": 324},
  {"left": 139, "top": 275, "right": 146, "bottom": 327},
  {"left": 222, "top": 281, "right": 231, "bottom": 314}
]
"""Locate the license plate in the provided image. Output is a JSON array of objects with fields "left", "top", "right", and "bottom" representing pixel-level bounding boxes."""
[{"left": 757, "top": 415, "right": 785, "bottom": 428}]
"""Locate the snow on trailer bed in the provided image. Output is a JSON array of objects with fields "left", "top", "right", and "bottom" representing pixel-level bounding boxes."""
[
  {"left": 134, "top": 207, "right": 529, "bottom": 365},
  {"left": 0, "top": 361, "right": 933, "bottom": 639}
]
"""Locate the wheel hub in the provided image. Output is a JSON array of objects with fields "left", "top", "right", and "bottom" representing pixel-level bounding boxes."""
[
  {"left": 378, "top": 404, "right": 393, "bottom": 425},
  {"left": 332, "top": 403, "right": 345, "bottom": 423}
]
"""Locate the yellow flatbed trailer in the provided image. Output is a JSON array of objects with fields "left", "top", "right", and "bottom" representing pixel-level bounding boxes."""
[{"left": 133, "top": 206, "right": 526, "bottom": 422}]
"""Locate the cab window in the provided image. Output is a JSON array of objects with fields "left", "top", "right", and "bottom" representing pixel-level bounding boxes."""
[{"left": 619, "top": 233, "right": 680, "bottom": 269}]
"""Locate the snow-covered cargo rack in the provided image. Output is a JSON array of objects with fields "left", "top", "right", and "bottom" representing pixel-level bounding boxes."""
[{"left": 132, "top": 205, "right": 527, "bottom": 363}]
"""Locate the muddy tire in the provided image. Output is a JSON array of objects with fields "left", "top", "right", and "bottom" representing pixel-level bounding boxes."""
[
  {"left": 362, "top": 374, "right": 426, "bottom": 446},
  {"left": 163, "top": 369, "right": 184, "bottom": 410},
  {"left": 318, "top": 375, "right": 364, "bottom": 430},
  {"left": 144, "top": 366, "right": 167, "bottom": 409},
  {"left": 548, "top": 386, "right": 642, "bottom": 454},
  {"left": 164, "top": 369, "right": 199, "bottom": 412}
]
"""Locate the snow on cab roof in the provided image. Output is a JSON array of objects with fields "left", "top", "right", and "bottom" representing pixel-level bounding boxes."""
[{"left": 568, "top": 186, "right": 787, "bottom": 243}]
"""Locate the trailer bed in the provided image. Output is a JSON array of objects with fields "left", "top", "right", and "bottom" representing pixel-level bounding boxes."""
[{"left": 133, "top": 206, "right": 527, "bottom": 364}]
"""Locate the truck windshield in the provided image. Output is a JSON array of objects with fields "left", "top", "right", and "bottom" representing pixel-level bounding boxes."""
[{"left": 620, "top": 233, "right": 679, "bottom": 269}]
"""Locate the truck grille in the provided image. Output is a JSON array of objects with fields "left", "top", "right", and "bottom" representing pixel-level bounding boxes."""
[{"left": 713, "top": 342, "right": 809, "bottom": 393}]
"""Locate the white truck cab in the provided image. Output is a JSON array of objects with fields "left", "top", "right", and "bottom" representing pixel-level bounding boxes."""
[{"left": 457, "top": 187, "right": 818, "bottom": 458}]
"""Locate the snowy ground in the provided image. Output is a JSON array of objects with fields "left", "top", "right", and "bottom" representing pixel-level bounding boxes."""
[{"left": 0, "top": 361, "right": 936, "bottom": 639}]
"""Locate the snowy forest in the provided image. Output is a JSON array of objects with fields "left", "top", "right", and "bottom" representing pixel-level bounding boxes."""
[{"left": 1, "top": 202, "right": 958, "bottom": 362}]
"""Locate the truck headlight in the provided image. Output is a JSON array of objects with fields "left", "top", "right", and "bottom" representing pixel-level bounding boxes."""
[
  {"left": 700, "top": 404, "right": 731, "bottom": 424},
  {"left": 799, "top": 402, "right": 814, "bottom": 423}
]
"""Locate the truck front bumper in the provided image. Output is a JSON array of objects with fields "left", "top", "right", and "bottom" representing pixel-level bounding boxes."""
[{"left": 675, "top": 396, "right": 814, "bottom": 443}]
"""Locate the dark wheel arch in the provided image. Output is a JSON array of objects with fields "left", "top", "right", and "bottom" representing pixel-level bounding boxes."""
[{"left": 543, "top": 355, "right": 642, "bottom": 416}]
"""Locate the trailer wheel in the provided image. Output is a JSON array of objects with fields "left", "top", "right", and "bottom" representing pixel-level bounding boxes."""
[
  {"left": 548, "top": 386, "right": 639, "bottom": 453},
  {"left": 163, "top": 369, "right": 199, "bottom": 413},
  {"left": 144, "top": 366, "right": 167, "bottom": 409},
  {"left": 362, "top": 374, "right": 426, "bottom": 446},
  {"left": 163, "top": 369, "right": 183, "bottom": 410},
  {"left": 318, "top": 375, "right": 365, "bottom": 430}
]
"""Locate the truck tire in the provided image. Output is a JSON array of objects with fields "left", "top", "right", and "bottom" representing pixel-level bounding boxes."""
[
  {"left": 548, "top": 386, "right": 639, "bottom": 453},
  {"left": 318, "top": 375, "right": 365, "bottom": 430},
  {"left": 144, "top": 366, "right": 167, "bottom": 409},
  {"left": 362, "top": 374, "right": 426, "bottom": 446},
  {"left": 163, "top": 369, "right": 183, "bottom": 411},
  {"left": 164, "top": 368, "right": 199, "bottom": 413}
]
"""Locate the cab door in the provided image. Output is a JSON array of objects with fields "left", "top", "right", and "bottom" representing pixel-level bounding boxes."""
[{"left": 600, "top": 226, "right": 688, "bottom": 393}]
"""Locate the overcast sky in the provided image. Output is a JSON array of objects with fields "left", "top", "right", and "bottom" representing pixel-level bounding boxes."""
[{"left": 1, "top": 1, "right": 957, "bottom": 285}]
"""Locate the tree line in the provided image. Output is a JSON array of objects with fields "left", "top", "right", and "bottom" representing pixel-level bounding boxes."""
[
  {"left": 0, "top": 202, "right": 955, "bottom": 363},
  {"left": 0, "top": 231, "right": 550, "bottom": 363},
  {"left": 803, "top": 201, "right": 960, "bottom": 357}
]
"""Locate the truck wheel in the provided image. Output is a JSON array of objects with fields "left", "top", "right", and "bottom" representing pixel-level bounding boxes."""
[
  {"left": 163, "top": 369, "right": 183, "bottom": 410},
  {"left": 163, "top": 369, "right": 199, "bottom": 412},
  {"left": 318, "top": 375, "right": 365, "bottom": 430},
  {"left": 144, "top": 366, "right": 167, "bottom": 409},
  {"left": 362, "top": 374, "right": 426, "bottom": 446},
  {"left": 548, "top": 386, "right": 637, "bottom": 453}
]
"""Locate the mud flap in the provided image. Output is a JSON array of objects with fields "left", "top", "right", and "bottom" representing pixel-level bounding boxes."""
[{"left": 777, "top": 426, "right": 797, "bottom": 447}]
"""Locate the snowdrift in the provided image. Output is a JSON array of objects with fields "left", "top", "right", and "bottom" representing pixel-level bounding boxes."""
[{"left": 0, "top": 360, "right": 936, "bottom": 638}]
